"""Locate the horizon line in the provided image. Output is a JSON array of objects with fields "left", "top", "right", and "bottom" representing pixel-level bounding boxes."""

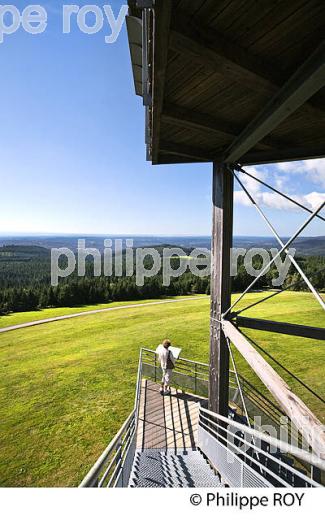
[{"left": 0, "top": 232, "right": 324, "bottom": 239}]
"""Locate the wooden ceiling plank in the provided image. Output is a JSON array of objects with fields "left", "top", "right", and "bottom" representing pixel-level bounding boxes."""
[
  {"left": 165, "top": 58, "right": 205, "bottom": 99},
  {"left": 211, "top": 0, "right": 257, "bottom": 34},
  {"left": 162, "top": 104, "right": 237, "bottom": 139},
  {"left": 157, "top": 154, "right": 201, "bottom": 164},
  {"left": 161, "top": 103, "right": 295, "bottom": 152},
  {"left": 159, "top": 140, "right": 214, "bottom": 161},
  {"left": 249, "top": 1, "right": 323, "bottom": 54},
  {"left": 220, "top": 1, "right": 281, "bottom": 46},
  {"left": 239, "top": 0, "right": 308, "bottom": 50},
  {"left": 224, "top": 41, "right": 325, "bottom": 163},
  {"left": 169, "top": 29, "right": 278, "bottom": 98},
  {"left": 208, "top": 0, "right": 246, "bottom": 30},
  {"left": 169, "top": 11, "right": 324, "bottom": 116},
  {"left": 169, "top": 71, "right": 226, "bottom": 108},
  {"left": 194, "top": 0, "right": 232, "bottom": 21},
  {"left": 240, "top": 144, "right": 325, "bottom": 165}
]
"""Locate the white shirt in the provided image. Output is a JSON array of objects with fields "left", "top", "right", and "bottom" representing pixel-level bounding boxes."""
[{"left": 157, "top": 344, "right": 175, "bottom": 370}]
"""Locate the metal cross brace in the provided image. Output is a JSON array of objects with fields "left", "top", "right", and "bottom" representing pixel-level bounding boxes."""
[
  {"left": 232, "top": 168, "right": 325, "bottom": 312},
  {"left": 223, "top": 166, "right": 325, "bottom": 317},
  {"left": 236, "top": 165, "right": 325, "bottom": 223}
]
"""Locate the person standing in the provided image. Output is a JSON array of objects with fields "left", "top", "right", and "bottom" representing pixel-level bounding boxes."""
[{"left": 157, "top": 339, "right": 175, "bottom": 395}]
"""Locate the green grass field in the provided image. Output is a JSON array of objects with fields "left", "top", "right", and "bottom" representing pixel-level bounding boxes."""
[
  {"left": 0, "top": 292, "right": 324, "bottom": 487},
  {"left": 0, "top": 295, "right": 203, "bottom": 328}
]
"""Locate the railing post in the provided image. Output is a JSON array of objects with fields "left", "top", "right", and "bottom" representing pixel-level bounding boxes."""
[
  {"left": 194, "top": 363, "right": 197, "bottom": 395},
  {"left": 116, "top": 441, "right": 122, "bottom": 486},
  {"left": 91, "top": 476, "right": 99, "bottom": 488},
  {"left": 241, "top": 461, "right": 245, "bottom": 487},
  {"left": 311, "top": 465, "right": 322, "bottom": 484}
]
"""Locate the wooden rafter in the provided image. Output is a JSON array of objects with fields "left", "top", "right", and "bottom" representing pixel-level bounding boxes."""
[
  {"left": 240, "top": 145, "right": 325, "bottom": 165},
  {"left": 159, "top": 140, "right": 213, "bottom": 161},
  {"left": 162, "top": 104, "right": 237, "bottom": 141},
  {"left": 161, "top": 103, "right": 293, "bottom": 152},
  {"left": 224, "top": 41, "right": 325, "bottom": 163},
  {"left": 169, "top": 30, "right": 278, "bottom": 99},
  {"left": 128, "top": 2, "right": 325, "bottom": 165},
  {"left": 169, "top": 10, "right": 324, "bottom": 116}
]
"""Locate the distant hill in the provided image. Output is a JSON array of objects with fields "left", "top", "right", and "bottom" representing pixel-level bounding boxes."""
[
  {"left": 233, "top": 236, "right": 325, "bottom": 256},
  {"left": 0, "top": 235, "right": 324, "bottom": 256},
  {"left": 291, "top": 236, "right": 325, "bottom": 256},
  {"left": 0, "top": 245, "right": 50, "bottom": 261}
]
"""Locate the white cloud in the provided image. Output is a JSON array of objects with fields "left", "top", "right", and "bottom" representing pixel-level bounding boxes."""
[
  {"left": 234, "top": 165, "right": 325, "bottom": 212},
  {"left": 234, "top": 190, "right": 251, "bottom": 207},
  {"left": 259, "top": 191, "right": 293, "bottom": 210},
  {"left": 304, "top": 191, "right": 325, "bottom": 211},
  {"left": 277, "top": 158, "right": 325, "bottom": 188}
]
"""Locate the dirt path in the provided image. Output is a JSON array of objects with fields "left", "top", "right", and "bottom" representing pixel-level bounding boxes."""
[{"left": 0, "top": 296, "right": 209, "bottom": 334}]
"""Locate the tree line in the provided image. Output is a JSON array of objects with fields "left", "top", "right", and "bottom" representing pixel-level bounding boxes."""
[{"left": 0, "top": 246, "right": 324, "bottom": 315}]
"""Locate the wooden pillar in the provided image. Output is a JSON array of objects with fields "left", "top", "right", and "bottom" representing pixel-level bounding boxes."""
[{"left": 209, "top": 163, "right": 234, "bottom": 415}]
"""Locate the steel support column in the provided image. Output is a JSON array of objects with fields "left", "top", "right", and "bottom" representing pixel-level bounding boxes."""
[{"left": 209, "top": 163, "right": 233, "bottom": 414}]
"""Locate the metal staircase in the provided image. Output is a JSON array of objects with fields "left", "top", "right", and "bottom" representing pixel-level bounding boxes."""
[
  {"left": 80, "top": 348, "right": 324, "bottom": 488},
  {"left": 129, "top": 449, "right": 222, "bottom": 488}
]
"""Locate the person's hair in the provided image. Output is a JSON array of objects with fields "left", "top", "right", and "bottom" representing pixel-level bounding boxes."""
[{"left": 162, "top": 339, "right": 171, "bottom": 348}]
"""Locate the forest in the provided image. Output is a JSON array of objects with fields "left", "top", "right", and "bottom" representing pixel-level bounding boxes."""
[{"left": 0, "top": 245, "right": 324, "bottom": 315}]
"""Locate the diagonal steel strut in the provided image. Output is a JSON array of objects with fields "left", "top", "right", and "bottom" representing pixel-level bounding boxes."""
[
  {"left": 236, "top": 265, "right": 325, "bottom": 315},
  {"left": 232, "top": 168, "right": 325, "bottom": 312},
  {"left": 236, "top": 165, "right": 325, "bottom": 223},
  {"left": 223, "top": 197, "right": 325, "bottom": 317}
]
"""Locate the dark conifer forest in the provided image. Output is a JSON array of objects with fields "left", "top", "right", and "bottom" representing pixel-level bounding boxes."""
[{"left": 0, "top": 245, "right": 324, "bottom": 315}]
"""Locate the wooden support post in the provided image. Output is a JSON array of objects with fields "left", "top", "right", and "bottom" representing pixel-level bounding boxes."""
[{"left": 209, "top": 163, "right": 234, "bottom": 415}]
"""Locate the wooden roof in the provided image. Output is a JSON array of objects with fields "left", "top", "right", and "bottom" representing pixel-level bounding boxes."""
[{"left": 127, "top": 0, "right": 325, "bottom": 166}]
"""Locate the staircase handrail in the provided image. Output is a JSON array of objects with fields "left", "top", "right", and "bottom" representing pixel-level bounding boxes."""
[{"left": 199, "top": 405, "right": 325, "bottom": 471}]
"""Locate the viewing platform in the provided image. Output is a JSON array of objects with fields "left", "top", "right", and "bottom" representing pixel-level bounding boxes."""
[
  {"left": 80, "top": 349, "right": 325, "bottom": 489},
  {"left": 79, "top": 0, "right": 325, "bottom": 492},
  {"left": 137, "top": 379, "right": 204, "bottom": 451},
  {"left": 133, "top": 379, "right": 221, "bottom": 487}
]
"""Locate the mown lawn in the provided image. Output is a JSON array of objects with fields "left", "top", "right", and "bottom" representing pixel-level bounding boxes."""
[
  {"left": 0, "top": 295, "right": 203, "bottom": 328},
  {"left": 0, "top": 292, "right": 324, "bottom": 487}
]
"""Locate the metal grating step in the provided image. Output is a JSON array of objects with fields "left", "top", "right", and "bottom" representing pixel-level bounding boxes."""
[{"left": 129, "top": 449, "right": 223, "bottom": 488}]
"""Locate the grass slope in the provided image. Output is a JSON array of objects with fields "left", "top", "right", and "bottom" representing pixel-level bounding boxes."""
[
  {"left": 0, "top": 295, "right": 203, "bottom": 328},
  {"left": 0, "top": 292, "right": 324, "bottom": 487}
]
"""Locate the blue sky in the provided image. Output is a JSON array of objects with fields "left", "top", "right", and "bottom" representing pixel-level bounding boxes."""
[{"left": 0, "top": 0, "right": 324, "bottom": 237}]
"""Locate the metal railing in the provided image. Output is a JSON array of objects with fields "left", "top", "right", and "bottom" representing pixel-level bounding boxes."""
[
  {"left": 141, "top": 348, "right": 298, "bottom": 440},
  {"left": 198, "top": 406, "right": 325, "bottom": 487},
  {"left": 141, "top": 348, "right": 320, "bottom": 481},
  {"left": 141, "top": 347, "right": 209, "bottom": 396},
  {"left": 79, "top": 351, "right": 143, "bottom": 488},
  {"left": 80, "top": 348, "right": 324, "bottom": 487}
]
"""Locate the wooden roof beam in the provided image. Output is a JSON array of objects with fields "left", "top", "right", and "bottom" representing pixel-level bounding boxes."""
[
  {"left": 241, "top": 144, "right": 325, "bottom": 165},
  {"left": 169, "top": 11, "right": 324, "bottom": 116},
  {"left": 224, "top": 41, "right": 325, "bottom": 163},
  {"left": 162, "top": 104, "right": 237, "bottom": 140},
  {"left": 159, "top": 140, "right": 214, "bottom": 162},
  {"left": 161, "top": 103, "right": 293, "bottom": 152},
  {"left": 169, "top": 30, "right": 277, "bottom": 99}
]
